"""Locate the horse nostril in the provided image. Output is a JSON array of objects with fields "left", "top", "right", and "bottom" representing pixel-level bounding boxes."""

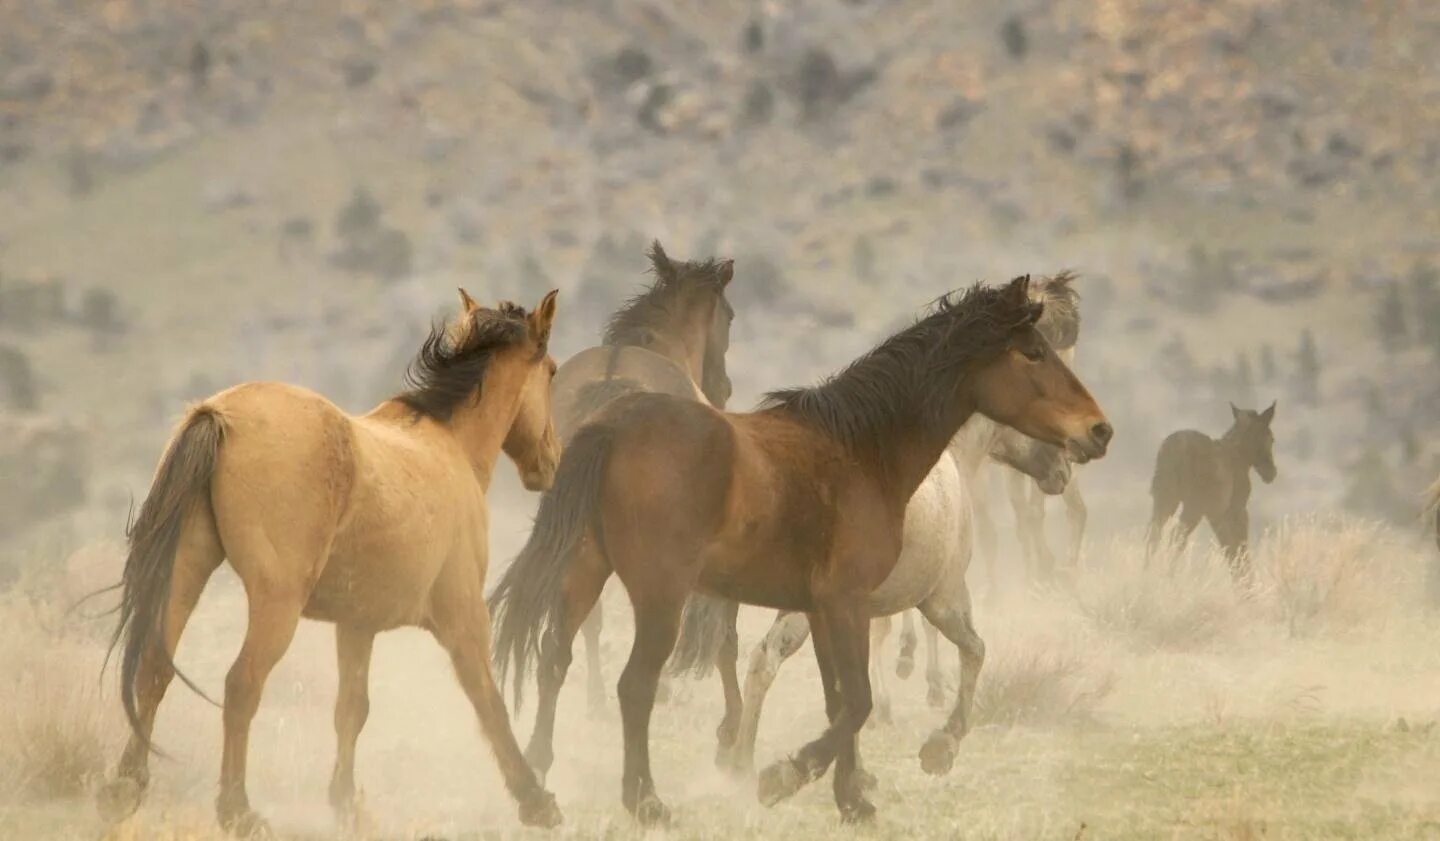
[{"left": 1091, "top": 421, "right": 1113, "bottom": 447}]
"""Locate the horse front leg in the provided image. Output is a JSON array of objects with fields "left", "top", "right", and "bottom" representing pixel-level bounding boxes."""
[
  {"left": 730, "top": 611, "right": 810, "bottom": 776},
  {"left": 916, "top": 573, "right": 984, "bottom": 776},
  {"left": 756, "top": 600, "right": 875, "bottom": 822}
]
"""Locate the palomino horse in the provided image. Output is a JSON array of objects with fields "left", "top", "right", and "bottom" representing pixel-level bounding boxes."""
[
  {"left": 551, "top": 241, "right": 735, "bottom": 717},
  {"left": 721, "top": 413, "right": 1070, "bottom": 779},
  {"left": 98, "top": 290, "right": 565, "bottom": 835},
  {"left": 491, "top": 277, "right": 1111, "bottom": 823},
  {"left": 1147, "top": 401, "right": 1278, "bottom": 579}
]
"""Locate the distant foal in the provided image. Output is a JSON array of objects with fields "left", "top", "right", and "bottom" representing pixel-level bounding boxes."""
[
  {"left": 1148, "top": 402, "right": 1277, "bottom": 579},
  {"left": 492, "top": 277, "right": 1111, "bottom": 824},
  {"left": 99, "top": 290, "right": 565, "bottom": 835}
]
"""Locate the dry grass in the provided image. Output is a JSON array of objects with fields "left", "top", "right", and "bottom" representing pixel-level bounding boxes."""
[
  {"left": 972, "top": 636, "right": 1115, "bottom": 728},
  {"left": 0, "top": 593, "right": 119, "bottom": 801},
  {"left": 1256, "top": 514, "right": 1426, "bottom": 637},
  {"left": 1075, "top": 530, "right": 1246, "bottom": 651}
]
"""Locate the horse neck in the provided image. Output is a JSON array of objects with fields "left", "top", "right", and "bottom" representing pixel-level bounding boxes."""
[
  {"left": 879, "top": 396, "right": 978, "bottom": 503},
  {"left": 946, "top": 415, "right": 1000, "bottom": 479},
  {"left": 642, "top": 312, "right": 709, "bottom": 388},
  {"left": 445, "top": 363, "right": 527, "bottom": 489},
  {"left": 1217, "top": 427, "right": 1256, "bottom": 474}
]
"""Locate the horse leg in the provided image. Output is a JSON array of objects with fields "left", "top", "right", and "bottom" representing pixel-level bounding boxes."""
[
  {"left": 580, "top": 599, "right": 607, "bottom": 718},
  {"left": 1007, "top": 469, "right": 1038, "bottom": 581},
  {"left": 1062, "top": 477, "right": 1087, "bottom": 571},
  {"left": 757, "top": 600, "right": 874, "bottom": 822},
  {"left": 972, "top": 472, "right": 1000, "bottom": 602},
  {"left": 731, "top": 610, "right": 810, "bottom": 776},
  {"left": 713, "top": 599, "right": 744, "bottom": 770},
  {"left": 1146, "top": 489, "right": 1181, "bottom": 562},
  {"left": 1029, "top": 482, "right": 1057, "bottom": 580},
  {"left": 327, "top": 624, "right": 374, "bottom": 825},
  {"left": 867, "top": 616, "right": 893, "bottom": 726},
  {"left": 895, "top": 609, "right": 917, "bottom": 679},
  {"left": 216, "top": 583, "right": 306, "bottom": 836},
  {"left": 924, "top": 617, "right": 946, "bottom": 709},
  {"left": 916, "top": 572, "right": 985, "bottom": 776},
  {"left": 527, "top": 537, "right": 610, "bottom": 782},
  {"left": 98, "top": 509, "right": 223, "bottom": 824},
  {"left": 617, "top": 592, "right": 687, "bottom": 825},
  {"left": 1214, "top": 508, "right": 1252, "bottom": 583}
]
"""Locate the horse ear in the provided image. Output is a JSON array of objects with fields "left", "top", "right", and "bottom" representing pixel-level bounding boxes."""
[
  {"left": 457, "top": 287, "right": 479, "bottom": 313},
  {"left": 1260, "top": 400, "right": 1276, "bottom": 423},
  {"left": 649, "top": 240, "right": 676, "bottom": 281},
  {"left": 530, "top": 289, "right": 559, "bottom": 346},
  {"left": 717, "top": 259, "right": 734, "bottom": 288}
]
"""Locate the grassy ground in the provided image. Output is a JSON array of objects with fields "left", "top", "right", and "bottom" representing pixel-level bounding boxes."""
[{"left": 1, "top": 518, "right": 1438, "bottom": 839}]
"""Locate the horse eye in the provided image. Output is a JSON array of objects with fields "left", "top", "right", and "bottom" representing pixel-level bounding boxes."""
[{"left": 1022, "top": 346, "right": 1045, "bottom": 362}]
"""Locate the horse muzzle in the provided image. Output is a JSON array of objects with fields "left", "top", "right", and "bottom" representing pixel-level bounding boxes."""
[{"left": 1065, "top": 420, "right": 1112, "bottom": 464}]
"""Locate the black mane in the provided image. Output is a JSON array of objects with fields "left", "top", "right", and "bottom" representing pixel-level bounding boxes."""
[
  {"left": 761, "top": 278, "right": 1042, "bottom": 455},
  {"left": 396, "top": 303, "right": 530, "bottom": 421},
  {"left": 603, "top": 241, "right": 732, "bottom": 347}
]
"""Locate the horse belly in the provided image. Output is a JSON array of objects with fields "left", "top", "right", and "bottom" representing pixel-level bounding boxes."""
[{"left": 305, "top": 532, "right": 450, "bottom": 629}]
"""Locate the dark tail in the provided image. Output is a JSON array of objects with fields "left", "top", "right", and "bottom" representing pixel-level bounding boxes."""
[
  {"left": 490, "top": 421, "right": 616, "bottom": 709},
  {"left": 104, "top": 406, "right": 226, "bottom": 751},
  {"left": 668, "top": 593, "right": 733, "bottom": 678}
]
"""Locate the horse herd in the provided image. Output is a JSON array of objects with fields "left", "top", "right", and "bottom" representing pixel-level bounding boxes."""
[{"left": 95, "top": 241, "right": 1352, "bottom": 835}]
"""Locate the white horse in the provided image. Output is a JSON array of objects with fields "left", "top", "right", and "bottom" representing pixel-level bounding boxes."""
[{"left": 722, "top": 413, "right": 1069, "bottom": 778}]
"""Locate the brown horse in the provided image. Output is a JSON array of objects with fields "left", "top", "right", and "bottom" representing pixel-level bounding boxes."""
[
  {"left": 491, "top": 277, "right": 1111, "bottom": 824},
  {"left": 1148, "top": 402, "right": 1277, "bottom": 578},
  {"left": 550, "top": 242, "right": 735, "bottom": 718},
  {"left": 98, "top": 290, "right": 565, "bottom": 835}
]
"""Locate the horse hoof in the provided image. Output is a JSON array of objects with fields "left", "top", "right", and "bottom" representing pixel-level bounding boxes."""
[
  {"left": 896, "top": 656, "right": 915, "bottom": 680},
  {"left": 854, "top": 768, "right": 878, "bottom": 794},
  {"left": 219, "top": 809, "right": 273, "bottom": 839},
  {"left": 519, "top": 789, "right": 564, "bottom": 828},
  {"left": 625, "top": 792, "right": 670, "bottom": 827},
  {"left": 757, "top": 759, "right": 806, "bottom": 807},
  {"left": 919, "top": 732, "right": 958, "bottom": 776},
  {"left": 839, "top": 796, "right": 877, "bottom": 824},
  {"left": 96, "top": 776, "right": 145, "bottom": 824}
]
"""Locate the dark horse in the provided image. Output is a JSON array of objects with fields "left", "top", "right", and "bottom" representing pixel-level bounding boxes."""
[
  {"left": 490, "top": 277, "right": 1111, "bottom": 824},
  {"left": 549, "top": 241, "right": 736, "bottom": 717},
  {"left": 1148, "top": 402, "right": 1277, "bottom": 578}
]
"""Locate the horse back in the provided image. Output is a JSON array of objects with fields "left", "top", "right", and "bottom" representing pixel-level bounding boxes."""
[{"left": 1152, "top": 429, "right": 1230, "bottom": 510}]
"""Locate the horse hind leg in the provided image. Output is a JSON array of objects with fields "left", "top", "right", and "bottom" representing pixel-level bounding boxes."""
[
  {"left": 916, "top": 576, "right": 985, "bottom": 777},
  {"left": 617, "top": 590, "right": 689, "bottom": 826},
  {"left": 98, "top": 505, "right": 223, "bottom": 824},
  {"left": 731, "top": 611, "right": 810, "bottom": 776},
  {"left": 895, "top": 609, "right": 917, "bottom": 679},
  {"left": 527, "top": 536, "right": 610, "bottom": 782},
  {"left": 580, "top": 598, "right": 606, "bottom": 718},
  {"left": 328, "top": 624, "right": 375, "bottom": 826},
  {"left": 216, "top": 574, "right": 307, "bottom": 836},
  {"left": 924, "top": 618, "right": 946, "bottom": 709}
]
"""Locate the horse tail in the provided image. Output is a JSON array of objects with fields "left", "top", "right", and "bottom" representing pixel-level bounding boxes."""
[
  {"left": 668, "top": 593, "right": 732, "bottom": 678},
  {"left": 490, "top": 421, "right": 616, "bottom": 709},
  {"left": 1149, "top": 435, "right": 1180, "bottom": 500},
  {"left": 105, "top": 405, "right": 226, "bottom": 751}
]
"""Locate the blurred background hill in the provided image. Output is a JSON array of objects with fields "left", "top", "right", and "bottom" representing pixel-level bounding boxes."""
[{"left": 2, "top": 0, "right": 1439, "bottom": 580}]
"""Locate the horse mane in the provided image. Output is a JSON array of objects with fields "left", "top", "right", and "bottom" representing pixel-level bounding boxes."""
[
  {"left": 1032, "top": 270, "right": 1080, "bottom": 350},
  {"left": 396, "top": 303, "right": 532, "bottom": 421},
  {"left": 761, "top": 278, "right": 1042, "bottom": 456},
  {"left": 603, "top": 241, "right": 732, "bottom": 347}
]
